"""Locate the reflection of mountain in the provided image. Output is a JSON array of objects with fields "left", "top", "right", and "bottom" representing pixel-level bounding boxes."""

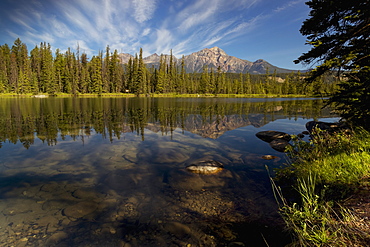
[
  {"left": 183, "top": 115, "right": 251, "bottom": 139},
  {"left": 0, "top": 98, "right": 335, "bottom": 148},
  {"left": 145, "top": 114, "right": 280, "bottom": 139}
]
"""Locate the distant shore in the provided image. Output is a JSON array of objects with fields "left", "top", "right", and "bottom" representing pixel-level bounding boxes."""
[{"left": 0, "top": 93, "right": 313, "bottom": 98}]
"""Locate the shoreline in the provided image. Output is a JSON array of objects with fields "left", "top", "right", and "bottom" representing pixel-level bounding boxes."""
[
  {"left": 0, "top": 93, "right": 317, "bottom": 98},
  {"left": 275, "top": 125, "right": 370, "bottom": 246}
]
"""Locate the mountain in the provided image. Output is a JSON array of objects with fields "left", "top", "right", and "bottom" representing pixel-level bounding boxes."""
[{"left": 119, "top": 47, "right": 296, "bottom": 74}]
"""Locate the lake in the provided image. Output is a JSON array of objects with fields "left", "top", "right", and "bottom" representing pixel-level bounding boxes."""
[{"left": 0, "top": 97, "right": 339, "bottom": 247}]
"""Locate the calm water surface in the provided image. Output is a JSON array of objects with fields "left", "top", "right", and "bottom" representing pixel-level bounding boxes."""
[{"left": 0, "top": 97, "right": 338, "bottom": 246}]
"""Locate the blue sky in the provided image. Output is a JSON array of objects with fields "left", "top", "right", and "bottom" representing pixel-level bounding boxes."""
[{"left": 0, "top": 0, "right": 311, "bottom": 70}]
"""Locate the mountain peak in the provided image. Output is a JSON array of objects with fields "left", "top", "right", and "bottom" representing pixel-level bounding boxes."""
[
  {"left": 208, "top": 46, "right": 226, "bottom": 55},
  {"left": 119, "top": 47, "right": 296, "bottom": 74}
]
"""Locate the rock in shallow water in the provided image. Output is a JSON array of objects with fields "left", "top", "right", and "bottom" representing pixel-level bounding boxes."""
[
  {"left": 63, "top": 201, "right": 98, "bottom": 219},
  {"left": 255, "top": 131, "right": 291, "bottom": 143},
  {"left": 186, "top": 160, "right": 223, "bottom": 174},
  {"left": 269, "top": 139, "right": 291, "bottom": 152},
  {"left": 305, "top": 121, "right": 347, "bottom": 134},
  {"left": 261, "top": 155, "right": 278, "bottom": 160}
]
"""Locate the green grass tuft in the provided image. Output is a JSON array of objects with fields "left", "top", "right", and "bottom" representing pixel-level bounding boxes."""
[{"left": 274, "top": 127, "right": 370, "bottom": 246}]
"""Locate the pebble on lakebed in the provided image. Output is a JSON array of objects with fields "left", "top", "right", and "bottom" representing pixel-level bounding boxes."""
[
  {"left": 185, "top": 160, "right": 223, "bottom": 174},
  {"left": 261, "top": 155, "right": 278, "bottom": 160}
]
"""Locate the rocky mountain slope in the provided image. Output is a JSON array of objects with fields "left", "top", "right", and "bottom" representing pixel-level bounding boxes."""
[{"left": 119, "top": 47, "right": 295, "bottom": 74}]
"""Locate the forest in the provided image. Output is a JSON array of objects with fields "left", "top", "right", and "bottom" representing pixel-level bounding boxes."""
[{"left": 0, "top": 38, "right": 339, "bottom": 96}]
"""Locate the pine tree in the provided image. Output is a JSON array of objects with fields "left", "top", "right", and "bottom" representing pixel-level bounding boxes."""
[
  {"left": 295, "top": 0, "right": 370, "bottom": 126},
  {"left": 244, "top": 73, "right": 252, "bottom": 94},
  {"left": 132, "top": 54, "right": 139, "bottom": 95},
  {"left": 89, "top": 53, "right": 103, "bottom": 94},
  {"left": 54, "top": 49, "right": 65, "bottom": 93},
  {"left": 103, "top": 45, "right": 110, "bottom": 93},
  {"left": 156, "top": 54, "right": 166, "bottom": 93},
  {"left": 79, "top": 52, "right": 90, "bottom": 93},
  {"left": 200, "top": 65, "right": 209, "bottom": 94},
  {"left": 126, "top": 57, "right": 133, "bottom": 93},
  {"left": 137, "top": 48, "right": 147, "bottom": 95},
  {"left": 109, "top": 49, "right": 123, "bottom": 93},
  {"left": 0, "top": 44, "right": 11, "bottom": 92},
  {"left": 179, "top": 56, "right": 186, "bottom": 94}
]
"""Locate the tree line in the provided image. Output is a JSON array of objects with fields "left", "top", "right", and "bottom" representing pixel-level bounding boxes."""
[{"left": 0, "top": 38, "right": 338, "bottom": 96}]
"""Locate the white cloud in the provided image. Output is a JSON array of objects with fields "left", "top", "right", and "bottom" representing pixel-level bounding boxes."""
[
  {"left": 50, "top": 17, "right": 73, "bottom": 38},
  {"left": 153, "top": 28, "right": 174, "bottom": 54},
  {"left": 274, "top": 0, "right": 303, "bottom": 13},
  {"left": 202, "top": 36, "right": 223, "bottom": 48},
  {"left": 176, "top": 0, "right": 219, "bottom": 31},
  {"left": 4, "top": 0, "right": 266, "bottom": 58},
  {"left": 133, "top": 0, "right": 157, "bottom": 23},
  {"left": 142, "top": 28, "right": 151, "bottom": 37}
]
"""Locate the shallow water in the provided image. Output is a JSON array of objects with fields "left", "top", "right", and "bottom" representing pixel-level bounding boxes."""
[{"left": 0, "top": 97, "right": 338, "bottom": 246}]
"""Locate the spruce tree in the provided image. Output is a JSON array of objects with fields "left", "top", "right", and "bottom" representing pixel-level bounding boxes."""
[{"left": 295, "top": 0, "right": 370, "bottom": 126}]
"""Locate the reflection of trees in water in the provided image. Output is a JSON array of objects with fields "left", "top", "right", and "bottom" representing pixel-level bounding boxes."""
[{"left": 0, "top": 98, "right": 333, "bottom": 148}]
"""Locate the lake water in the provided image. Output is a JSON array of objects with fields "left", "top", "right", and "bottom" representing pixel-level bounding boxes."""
[{"left": 0, "top": 97, "right": 339, "bottom": 247}]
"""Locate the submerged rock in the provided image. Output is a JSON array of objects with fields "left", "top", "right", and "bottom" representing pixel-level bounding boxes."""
[
  {"left": 269, "top": 139, "right": 291, "bottom": 152},
  {"left": 63, "top": 201, "right": 98, "bottom": 219},
  {"left": 261, "top": 155, "right": 278, "bottom": 160},
  {"left": 186, "top": 160, "right": 223, "bottom": 174},
  {"left": 306, "top": 121, "right": 347, "bottom": 134},
  {"left": 255, "top": 131, "right": 291, "bottom": 143}
]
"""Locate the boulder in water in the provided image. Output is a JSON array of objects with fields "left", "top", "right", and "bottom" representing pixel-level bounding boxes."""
[
  {"left": 269, "top": 139, "right": 291, "bottom": 152},
  {"left": 305, "top": 121, "right": 348, "bottom": 134},
  {"left": 256, "top": 131, "right": 291, "bottom": 143},
  {"left": 261, "top": 155, "right": 278, "bottom": 160},
  {"left": 63, "top": 201, "right": 98, "bottom": 219},
  {"left": 186, "top": 160, "right": 223, "bottom": 174}
]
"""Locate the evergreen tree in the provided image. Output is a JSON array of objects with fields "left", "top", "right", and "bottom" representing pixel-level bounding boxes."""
[
  {"left": 179, "top": 56, "right": 186, "bottom": 94},
  {"left": 79, "top": 52, "right": 90, "bottom": 93},
  {"left": 156, "top": 54, "right": 166, "bottom": 93},
  {"left": 103, "top": 45, "right": 110, "bottom": 93},
  {"left": 0, "top": 44, "right": 11, "bottom": 92},
  {"left": 30, "top": 45, "right": 41, "bottom": 92},
  {"left": 137, "top": 48, "right": 147, "bottom": 95},
  {"left": 200, "top": 65, "right": 209, "bottom": 94},
  {"left": 89, "top": 54, "right": 103, "bottom": 94},
  {"left": 54, "top": 49, "right": 65, "bottom": 93},
  {"left": 132, "top": 54, "right": 139, "bottom": 95},
  {"left": 9, "top": 48, "right": 19, "bottom": 92},
  {"left": 244, "top": 73, "right": 252, "bottom": 94},
  {"left": 295, "top": 0, "right": 370, "bottom": 126},
  {"left": 126, "top": 57, "right": 133, "bottom": 93},
  {"left": 110, "top": 49, "right": 123, "bottom": 93}
]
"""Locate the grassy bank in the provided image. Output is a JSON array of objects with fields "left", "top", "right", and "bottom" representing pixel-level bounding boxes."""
[
  {"left": 274, "top": 128, "right": 370, "bottom": 246},
  {"left": 0, "top": 93, "right": 309, "bottom": 98}
]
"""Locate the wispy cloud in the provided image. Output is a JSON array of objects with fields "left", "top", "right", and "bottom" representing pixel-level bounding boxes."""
[
  {"left": 274, "top": 0, "right": 303, "bottom": 13},
  {"left": 176, "top": 0, "right": 219, "bottom": 31},
  {"left": 133, "top": 0, "right": 157, "bottom": 23},
  {"left": 3, "top": 0, "right": 267, "bottom": 57}
]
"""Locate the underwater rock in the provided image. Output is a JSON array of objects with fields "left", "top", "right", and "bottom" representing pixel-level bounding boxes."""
[
  {"left": 261, "top": 155, "right": 278, "bottom": 160},
  {"left": 269, "top": 139, "right": 291, "bottom": 152},
  {"left": 45, "top": 231, "right": 68, "bottom": 246},
  {"left": 63, "top": 201, "right": 98, "bottom": 219},
  {"left": 186, "top": 160, "right": 223, "bottom": 174},
  {"left": 255, "top": 131, "right": 291, "bottom": 143}
]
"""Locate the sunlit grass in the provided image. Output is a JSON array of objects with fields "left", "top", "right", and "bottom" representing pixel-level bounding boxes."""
[{"left": 274, "top": 127, "right": 370, "bottom": 246}]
